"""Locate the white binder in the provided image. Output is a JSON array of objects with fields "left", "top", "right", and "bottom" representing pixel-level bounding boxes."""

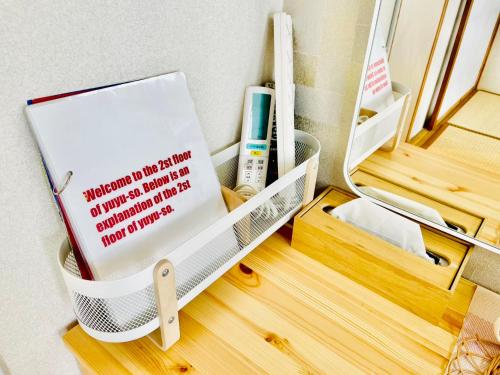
[{"left": 26, "top": 72, "right": 230, "bottom": 281}]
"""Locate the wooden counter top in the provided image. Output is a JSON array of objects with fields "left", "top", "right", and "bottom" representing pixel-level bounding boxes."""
[{"left": 64, "top": 230, "right": 475, "bottom": 374}]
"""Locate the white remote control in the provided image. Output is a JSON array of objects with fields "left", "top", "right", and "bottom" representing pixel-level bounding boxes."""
[{"left": 236, "top": 86, "right": 276, "bottom": 192}]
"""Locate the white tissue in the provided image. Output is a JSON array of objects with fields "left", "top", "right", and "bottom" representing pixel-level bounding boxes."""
[
  {"left": 357, "top": 186, "right": 447, "bottom": 227},
  {"left": 330, "top": 198, "right": 433, "bottom": 262}
]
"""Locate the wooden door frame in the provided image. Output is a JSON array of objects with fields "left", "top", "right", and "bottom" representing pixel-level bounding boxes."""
[
  {"left": 409, "top": 1, "right": 499, "bottom": 148},
  {"left": 426, "top": 0, "right": 474, "bottom": 131}
]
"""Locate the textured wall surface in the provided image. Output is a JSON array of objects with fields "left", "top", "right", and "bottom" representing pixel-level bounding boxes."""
[
  {"left": 3, "top": 1, "right": 449, "bottom": 373},
  {"left": 463, "top": 247, "right": 500, "bottom": 294},
  {"left": 2, "top": 2, "right": 496, "bottom": 374},
  {"left": 283, "top": 0, "right": 376, "bottom": 188},
  {"left": 0, "top": 1, "right": 282, "bottom": 374}
]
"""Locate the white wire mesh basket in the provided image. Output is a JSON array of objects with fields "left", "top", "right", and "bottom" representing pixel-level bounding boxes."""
[
  {"left": 58, "top": 130, "right": 320, "bottom": 344},
  {"left": 349, "top": 82, "right": 411, "bottom": 169}
]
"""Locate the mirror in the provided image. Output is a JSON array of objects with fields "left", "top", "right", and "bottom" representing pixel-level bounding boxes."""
[{"left": 346, "top": 0, "right": 500, "bottom": 253}]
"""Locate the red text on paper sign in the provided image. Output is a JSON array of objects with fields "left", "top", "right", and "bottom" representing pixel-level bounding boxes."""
[
  {"left": 364, "top": 58, "right": 389, "bottom": 95},
  {"left": 80, "top": 150, "right": 195, "bottom": 248}
]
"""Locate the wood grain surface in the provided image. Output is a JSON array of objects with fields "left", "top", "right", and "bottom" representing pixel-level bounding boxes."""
[
  {"left": 476, "top": 218, "right": 500, "bottom": 248},
  {"left": 292, "top": 187, "right": 472, "bottom": 324},
  {"left": 64, "top": 231, "right": 475, "bottom": 374},
  {"left": 356, "top": 142, "right": 500, "bottom": 248},
  {"left": 351, "top": 169, "right": 483, "bottom": 237}
]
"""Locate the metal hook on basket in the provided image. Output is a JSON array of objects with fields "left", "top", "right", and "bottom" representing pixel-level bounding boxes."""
[{"left": 53, "top": 171, "right": 73, "bottom": 196}]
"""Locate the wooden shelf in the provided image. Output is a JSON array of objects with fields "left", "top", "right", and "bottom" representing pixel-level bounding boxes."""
[
  {"left": 353, "top": 142, "right": 500, "bottom": 247},
  {"left": 64, "top": 230, "right": 475, "bottom": 374}
]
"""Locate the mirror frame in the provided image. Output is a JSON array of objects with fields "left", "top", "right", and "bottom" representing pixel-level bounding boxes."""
[{"left": 342, "top": 0, "right": 499, "bottom": 255}]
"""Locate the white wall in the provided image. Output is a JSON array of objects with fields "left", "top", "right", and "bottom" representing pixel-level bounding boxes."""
[
  {"left": 438, "top": 0, "right": 500, "bottom": 119},
  {"left": 479, "top": 28, "right": 500, "bottom": 94},
  {"left": 0, "top": 1, "right": 282, "bottom": 374},
  {"left": 388, "top": 0, "right": 446, "bottom": 140},
  {"left": 409, "top": 0, "right": 461, "bottom": 138},
  {"left": 0, "top": 0, "right": 376, "bottom": 373}
]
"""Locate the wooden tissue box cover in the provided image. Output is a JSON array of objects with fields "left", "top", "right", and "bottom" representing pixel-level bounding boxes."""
[{"left": 291, "top": 187, "right": 473, "bottom": 324}]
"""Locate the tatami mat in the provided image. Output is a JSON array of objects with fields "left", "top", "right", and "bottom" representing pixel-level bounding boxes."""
[
  {"left": 428, "top": 125, "right": 500, "bottom": 176},
  {"left": 449, "top": 91, "right": 500, "bottom": 139}
]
